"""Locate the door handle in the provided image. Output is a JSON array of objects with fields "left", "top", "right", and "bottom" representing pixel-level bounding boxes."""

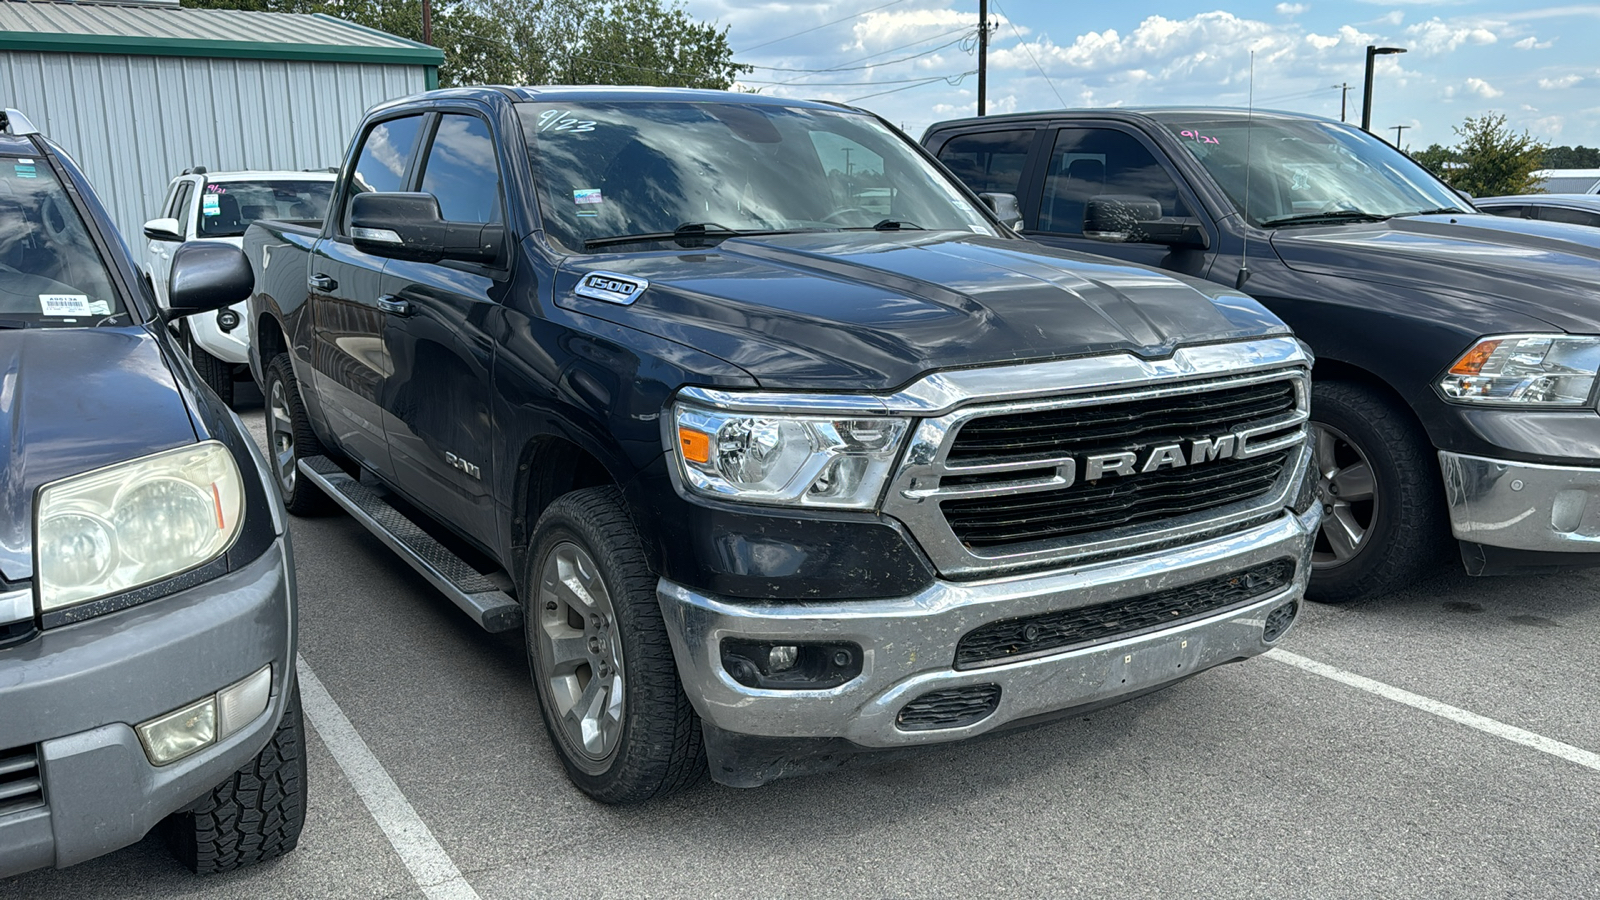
[
  {"left": 308, "top": 274, "right": 337, "bottom": 292},
  {"left": 376, "top": 295, "right": 411, "bottom": 316}
]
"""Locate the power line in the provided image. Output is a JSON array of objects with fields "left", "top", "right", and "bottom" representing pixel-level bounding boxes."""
[
  {"left": 848, "top": 71, "right": 977, "bottom": 102},
  {"left": 991, "top": 0, "right": 1065, "bottom": 107},
  {"left": 740, "top": 35, "right": 969, "bottom": 74},
  {"left": 736, "top": 0, "right": 911, "bottom": 55},
  {"left": 750, "top": 25, "right": 977, "bottom": 91},
  {"left": 743, "top": 72, "right": 971, "bottom": 87}
]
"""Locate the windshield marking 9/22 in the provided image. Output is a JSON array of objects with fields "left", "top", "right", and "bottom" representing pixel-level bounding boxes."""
[{"left": 518, "top": 101, "right": 995, "bottom": 254}]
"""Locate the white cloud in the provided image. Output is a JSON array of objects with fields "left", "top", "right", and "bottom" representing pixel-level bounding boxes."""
[
  {"left": 1275, "top": 3, "right": 1308, "bottom": 15},
  {"left": 1539, "top": 74, "right": 1582, "bottom": 89},
  {"left": 1406, "top": 17, "right": 1500, "bottom": 54},
  {"left": 1533, "top": 115, "right": 1566, "bottom": 137},
  {"left": 1464, "top": 77, "right": 1503, "bottom": 98},
  {"left": 1514, "top": 36, "right": 1553, "bottom": 49}
]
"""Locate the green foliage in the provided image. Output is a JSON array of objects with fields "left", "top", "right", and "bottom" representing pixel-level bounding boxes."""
[
  {"left": 1543, "top": 145, "right": 1600, "bottom": 169},
  {"left": 1414, "top": 113, "right": 1548, "bottom": 196},
  {"left": 181, "top": 0, "right": 744, "bottom": 89}
]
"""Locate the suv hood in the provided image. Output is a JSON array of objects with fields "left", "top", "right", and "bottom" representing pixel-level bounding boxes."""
[
  {"left": 1271, "top": 214, "right": 1600, "bottom": 332},
  {"left": 557, "top": 231, "right": 1287, "bottom": 390},
  {"left": 0, "top": 327, "right": 196, "bottom": 582}
]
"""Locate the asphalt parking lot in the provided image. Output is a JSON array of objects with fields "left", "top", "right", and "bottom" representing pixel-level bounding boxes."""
[{"left": 9, "top": 391, "right": 1600, "bottom": 899}]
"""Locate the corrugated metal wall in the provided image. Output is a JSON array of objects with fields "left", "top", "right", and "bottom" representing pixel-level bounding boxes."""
[{"left": 0, "top": 50, "right": 425, "bottom": 264}]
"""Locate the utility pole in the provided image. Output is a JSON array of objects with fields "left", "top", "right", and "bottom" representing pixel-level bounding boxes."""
[
  {"left": 1393, "top": 124, "right": 1410, "bottom": 148},
  {"left": 422, "top": 0, "right": 432, "bottom": 44},
  {"left": 1331, "top": 83, "right": 1350, "bottom": 122},
  {"left": 978, "top": 0, "right": 988, "bottom": 116},
  {"left": 1361, "top": 45, "right": 1406, "bottom": 132}
]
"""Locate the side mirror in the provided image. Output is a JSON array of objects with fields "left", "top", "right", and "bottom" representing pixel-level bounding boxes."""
[
  {"left": 166, "top": 242, "right": 252, "bottom": 320},
  {"left": 978, "top": 192, "right": 1024, "bottom": 230},
  {"left": 350, "top": 192, "right": 503, "bottom": 265},
  {"left": 143, "top": 217, "right": 182, "bottom": 242},
  {"left": 1084, "top": 194, "right": 1210, "bottom": 249}
]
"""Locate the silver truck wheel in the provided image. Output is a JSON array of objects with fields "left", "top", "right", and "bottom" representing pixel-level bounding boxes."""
[
  {"left": 524, "top": 486, "right": 705, "bottom": 803},
  {"left": 534, "top": 540, "right": 627, "bottom": 770},
  {"left": 1310, "top": 422, "right": 1377, "bottom": 568},
  {"left": 267, "top": 377, "right": 297, "bottom": 495},
  {"left": 263, "top": 354, "right": 334, "bottom": 516}
]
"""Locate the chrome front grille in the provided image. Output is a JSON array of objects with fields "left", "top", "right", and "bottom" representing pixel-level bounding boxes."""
[{"left": 884, "top": 368, "right": 1312, "bottom": 578}]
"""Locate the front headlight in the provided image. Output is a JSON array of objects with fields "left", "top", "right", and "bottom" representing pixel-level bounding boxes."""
[
  {"left": 671, "top": 401, "right": 910, "bottom": 508},
  {"left": 1439, "top": 334, "right": 1600, "bottom": 406},
  {"left": 36, "top": 441, "right": 245, "bottom": 612}
]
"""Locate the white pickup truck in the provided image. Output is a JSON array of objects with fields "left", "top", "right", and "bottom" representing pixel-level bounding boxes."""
[{"left": 143, "top": 169, "right": 335, "bottom": 405}]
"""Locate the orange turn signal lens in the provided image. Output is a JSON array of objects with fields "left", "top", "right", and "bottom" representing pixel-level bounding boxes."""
[
  {"left": 1450, "top": 339, "right": 1502, "bottom": 376},
  {"left": 678, "top": 428, "right": 711, "bottom": 464}
]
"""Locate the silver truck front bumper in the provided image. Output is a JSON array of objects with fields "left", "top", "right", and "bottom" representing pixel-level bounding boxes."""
[
  {"left": 1440, "top": 451, "right": 1600, "bottom": 552},
  {"left": 659, "top": 504, "right": 1319, "bottom": 756}
]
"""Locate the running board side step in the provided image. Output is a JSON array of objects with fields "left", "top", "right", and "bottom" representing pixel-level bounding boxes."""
[{"left": 298, "top": 456, "right": 522, "bottom": 633}]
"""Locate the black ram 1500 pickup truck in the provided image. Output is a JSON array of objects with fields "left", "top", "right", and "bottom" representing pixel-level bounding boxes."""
[
  {"left": 927, "top": 109, "right": 1600, "bottom": 602},
  {"left": 191, "top": 87, "right": 1323, "bottom": 801}
]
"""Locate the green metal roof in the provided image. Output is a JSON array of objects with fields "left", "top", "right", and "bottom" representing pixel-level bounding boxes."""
[{"left": 0, "top": 2, "right": 443, "bottom": 67}]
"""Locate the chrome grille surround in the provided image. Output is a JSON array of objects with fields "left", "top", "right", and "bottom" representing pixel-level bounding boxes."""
[{"left": 675, "top": 336, "right": 1314, "bottom": 579}]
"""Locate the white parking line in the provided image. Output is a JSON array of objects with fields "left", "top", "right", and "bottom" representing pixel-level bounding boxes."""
[
  {"left": 1267, "top": 648, "right": 1600, "bottom": 774},
  {"left": 296, "top": 657, "right": 483, "bottom": 900}
]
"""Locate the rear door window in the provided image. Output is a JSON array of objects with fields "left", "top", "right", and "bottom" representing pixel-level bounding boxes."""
[
  {"left": 1481, "top": 205, "right": 1529, "bottom": 219},
  {"left": 343, "top": 115, "right": 425, "bottom": 233},
  {"left": 935, "top": 129, "right": 1034, "bottom": 196}
]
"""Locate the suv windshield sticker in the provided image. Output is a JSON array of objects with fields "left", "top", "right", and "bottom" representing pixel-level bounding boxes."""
[
  {"left": 202, "top": 193, "right": 221, "bottom": 216},
  {"left": 13, "top": 161, "right": 36, "bottom": 179},
  {"left": 574, "top": 188, "right": 603, "bottom": 204},
  {"left": 40, "top": 293, "right": 91, "bottom": 316},
  {"left": 535, "top": 110, "right": 596, "bottom": 134}
]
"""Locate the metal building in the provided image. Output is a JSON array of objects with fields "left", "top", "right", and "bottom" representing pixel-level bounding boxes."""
[{"left": 0, "top": 0, "right": 442, "bottom": 261}]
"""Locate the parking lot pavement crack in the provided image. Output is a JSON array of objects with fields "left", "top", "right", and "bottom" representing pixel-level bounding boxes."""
[
  {"left": 296, "top": 656, "right": 485, "bottom": 900},
  {"left": 1267, "top": 648, "right": 1600, "bottom": 774}
]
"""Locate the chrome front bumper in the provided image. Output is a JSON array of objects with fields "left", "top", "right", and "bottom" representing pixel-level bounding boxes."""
[
  {"left": 1440, "top": 451, "right": 1600, "bottom": 552},
  {"left": 658, "top": 504, "right": 1319, "bottom": 756}
]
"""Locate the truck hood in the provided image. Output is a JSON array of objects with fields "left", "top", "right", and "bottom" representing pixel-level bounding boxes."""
[
  {"left": 557, "top": 231, "right": 1287, "bottom": 390},
  {"left": 1270, "top": 214, "right": 1600, "bottom": 332},
  {"left": 0, "top": 327, "right": 196, "bottom": 582}
]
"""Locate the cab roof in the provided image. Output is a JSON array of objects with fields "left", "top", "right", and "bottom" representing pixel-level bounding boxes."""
[{"left": 369, "top": 85, "right": 859, "bottom": 116}]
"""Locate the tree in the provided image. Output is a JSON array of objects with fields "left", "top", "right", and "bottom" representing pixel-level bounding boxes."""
[
  {"left": 1543, "top": 145, "right": 1600, "bottom": 169},
  {"left": 1422, "top": 113, "right": 1548, "bottom": 196},
  {"left": 182, "top": 0, "right": 743, "bottom": 90}
]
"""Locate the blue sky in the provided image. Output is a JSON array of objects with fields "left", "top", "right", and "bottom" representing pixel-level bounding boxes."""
[{"left": 681, "top": 0, "right": 1600, "bottom": 150}]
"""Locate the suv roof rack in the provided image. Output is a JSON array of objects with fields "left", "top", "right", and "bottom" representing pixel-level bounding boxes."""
[
  {"left": 1, "top": 108, "right": 39, "bottom": 136},
  {"left": 181, "top": 166, "right": 208, "bottom": 176}
]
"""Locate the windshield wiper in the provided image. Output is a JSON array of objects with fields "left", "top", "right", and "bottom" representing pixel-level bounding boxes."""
[
  {"left": 1261, "top": 210, "right": 1393, "bottom": 227},
  {"left": 1392, "top": 207, "right": 1470, "bottom": 218},
  {"left": 584, "top": 221, "right": 748, "bottom": 250}
]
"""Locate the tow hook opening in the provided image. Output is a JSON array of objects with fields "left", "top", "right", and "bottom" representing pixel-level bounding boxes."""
[
  {"left": 1263, "top": 601, "right": 1299, "bottom": 642},
  {"left": 721, "top": 639, "right": 863, "bottom": 690}
]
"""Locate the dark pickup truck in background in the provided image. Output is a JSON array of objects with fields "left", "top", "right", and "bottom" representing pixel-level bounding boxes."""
[
  {"left": 927, "top": 108, "right": 1600, "bottom": 602},
  {"left": 205, "top": 87, "right": 1323, "bottom": 801}
]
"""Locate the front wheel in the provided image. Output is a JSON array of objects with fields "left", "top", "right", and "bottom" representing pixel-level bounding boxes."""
[
  {"left": 1306, "top": 381, "right": 1449, "bottom": 603},
  {"left": 188, "top": 333, "right": 236, "bottom": 407},
  {"left": 524, "top": 486, "right": 705, "bottom": 803}
]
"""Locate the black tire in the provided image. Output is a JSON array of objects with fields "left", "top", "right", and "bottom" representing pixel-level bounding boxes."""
[
  {"left": 189, "top": 334, "right": 236, "bottom": 407},
  {"left": 1306, "top": 380, "right": 1449, "bottom": 603},
  {"left": 524, "top": 486, "right": 706, "bottom": 803},
  {"left": 160, "top": 681, "right": 308, "bottom": 874},
  {"left": 263, "top": 353, "right": 335, "bottom": 516}
]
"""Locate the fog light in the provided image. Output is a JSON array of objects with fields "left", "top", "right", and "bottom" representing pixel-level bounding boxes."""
[
  {"left": 218, "top": 665, "right": 272, "bottom": 736},
  {"left": 137, "top": 697, "right": 217, "bottom": 765},
  {"left": 721, "top": 639, "right": 863, "bottom": 690},
  {"left": 768, "top": 645, "right": 799, "bottom": 672}
]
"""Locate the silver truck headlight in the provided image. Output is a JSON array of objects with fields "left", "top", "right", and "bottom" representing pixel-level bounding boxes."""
[
  {"left": 671, "top": 402, "right": 909, "bottom": 509},
  {"left": 36, "top": 442, "right": 245, "bottom": 612},
  {"left": 1439, "top": 334, "right": 1600, "bottom": 406}
]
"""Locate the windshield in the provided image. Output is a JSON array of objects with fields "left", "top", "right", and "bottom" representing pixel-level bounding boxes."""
[
  {"left": 518, "top": 101, "right": 996, "bottom": 252},
  {"left": 1150, "top": 114, "right": 1469, "bottom": 226},
  {"left": 197, "top": 179, "right": 333, "bottom": 238},
  {"left": 0, "top": 154, "right": 123, "bottom": 326}
]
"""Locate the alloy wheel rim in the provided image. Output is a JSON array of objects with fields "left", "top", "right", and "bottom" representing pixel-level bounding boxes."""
[
  {"left": 1310, "top": 422, "right": 1379, "bottom": 569},
  {"left": 535, "top": 541, "right": 626, "bottom": 771},
  {"left": 267, "top": 380, "right": 297, "bottom": 494}
]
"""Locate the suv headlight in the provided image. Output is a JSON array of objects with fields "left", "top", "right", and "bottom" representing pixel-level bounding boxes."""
[
  {"left": 1439, "top": 334, "right": 1600, "bottom": 406},
  {"left": 670, "top": 401, "right": 910, "bottom": 508},
  {"left": 36, "top": 441, "right": 245, "bottom": 612}
]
